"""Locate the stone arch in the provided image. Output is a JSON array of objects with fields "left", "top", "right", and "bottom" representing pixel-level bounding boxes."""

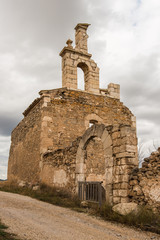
[{"left": 75, "top": 124, "right": 113, "bottom": 203}]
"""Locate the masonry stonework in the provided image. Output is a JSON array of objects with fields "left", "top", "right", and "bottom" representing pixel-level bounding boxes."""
[
  {"left": 129, "top": 148, "right": 160, "bottom": 211},
  {"left": 8, "top": 23, "right": 139, "bottom": 206}
]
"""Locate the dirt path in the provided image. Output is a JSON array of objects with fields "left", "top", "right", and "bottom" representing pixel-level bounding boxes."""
[{"left": 0, "top": 191, "right": 159, "bottom": 240}]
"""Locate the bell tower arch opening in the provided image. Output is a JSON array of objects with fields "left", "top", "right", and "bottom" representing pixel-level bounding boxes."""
[
  {"left": 77, "top": 62, "right": 89, "bottom": 91},
  {"left": 77, "top": 67, "right": 84, "bottom": 90}
]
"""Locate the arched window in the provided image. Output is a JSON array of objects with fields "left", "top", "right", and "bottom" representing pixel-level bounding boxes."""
[
  {"left": 89, "top": 120, "right": 98, "bottom": 128},
  {"left": 77, "top": 62, "right": 89, "bottom": 91},
  {"left": 84, "top": 113, "right": 103, "bottom": 129}
]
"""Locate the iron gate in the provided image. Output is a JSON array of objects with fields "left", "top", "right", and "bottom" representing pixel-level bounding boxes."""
[{"left": 78, "top": 181, "right": 103, "bottom": 207}]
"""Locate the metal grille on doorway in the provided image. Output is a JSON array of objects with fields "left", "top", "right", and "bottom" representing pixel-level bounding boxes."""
[{"left": 78, "top": 181, "right": 103, "bottom": 207}]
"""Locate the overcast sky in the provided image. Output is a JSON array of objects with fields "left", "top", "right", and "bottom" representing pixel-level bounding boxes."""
[{"left": 0, "top": 0, "right": 160, "bottom": 179}]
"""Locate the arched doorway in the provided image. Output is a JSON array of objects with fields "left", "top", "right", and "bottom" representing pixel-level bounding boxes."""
[{"left": 75, "top": 124, "right": 113, "bottom": 204}]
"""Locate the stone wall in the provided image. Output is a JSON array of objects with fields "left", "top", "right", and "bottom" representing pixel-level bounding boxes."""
[
  {"left": 39, "top": 88, "right": 135, "bottom": 153},
  {"left": 85, "top": 137, "right": 105, "bottom": 181},
  {"left": 41, "top": 123, "right": 138, "bottom": 205},
  {"left": 8, "top": 86, "right": 137, "bottom": 192},
  {"left": 8, "top": 99, "right": 42, "bottom": 184},
  {"left": 8, "top": 85, "right": 138, "bottom": 205},
  {"left": 41, "top": 137, "right": 81, "bottom": 192},
  {"left": 111, "top": 125, "right": 138, "bottom": 204},
  {"left": 129, "top": 148, "right": 160, "bottom": 211}
]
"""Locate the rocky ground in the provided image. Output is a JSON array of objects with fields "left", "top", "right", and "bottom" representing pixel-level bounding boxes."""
[{"left": 0, "top": 191, "right": 159, "bottom": 240}]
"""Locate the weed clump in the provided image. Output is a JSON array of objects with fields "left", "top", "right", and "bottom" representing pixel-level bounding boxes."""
[{"left": 97, "top": 203, "right": 160, "bottom": 234}]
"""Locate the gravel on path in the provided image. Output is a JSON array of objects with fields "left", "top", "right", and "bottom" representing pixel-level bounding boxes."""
[{"left": 0, "top": 191, "right": 159, "bottom": 240}]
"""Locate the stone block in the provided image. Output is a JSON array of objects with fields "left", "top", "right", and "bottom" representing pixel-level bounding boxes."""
[
  {"left": 105, "top": 167, "right": 113, "bottom": 184},
  {"left": 113, "top": 146, "right": 121, "bottom": 154},
  {"left": 120, "top": 126, "right": 132, "bottom": 137},
  {"left": 42, "top": 116, "right": 53, "bottom": 122},
  {"left": 125, "top": 145, "right": 137, "bottom": 153},
  {"left": 101, "top": 129, "right": 109, "bottom": 142},
  {"left": 75, "top": 163, "right": 84, "bottom": 174},
  {"left": 120, "top": 182, "right": 129, "bottom": 189},
  {"left": 118, "top": 189, "right": 128, "bottom": 197},
  {"left": 105, "top": 184, "right": 113, "bottom": 196},
  {"left": 114, "top": 174, "right": 130, "bottom": 183},
  {"left": 103, "top": 135, "right": 112, "bottom": 148},
  {"left": 120, "top": 197, "right": 129, "bottom": 203},
  {"left": 113, "top": 197, "right": 121, "bottom": 204},
  {"left": 105, "top": 157, "right": 114, "bottom": 167},
  {"left": 104, "top": 147, "right": 113, "bottom": 158},
  {"left": 113, "top": 189, "right": 128, "bottom": 197},
  {"left": 116, "top": 152, "right": 135, "bottom": 158},
  {"left": 130, "top": 180, "right": 138, "bottom": 186},
  {"left": 112, "top": 202, "right": 138, "bottom": 215},
  {"left": 112, "top": 131, "right": 120, "bottom": 140},
  {"left": 114, "top": 165, "right": 129, "bottom": 175},
  {"left": 133, "top": 185, "right": 143, "bottom": 195},
  {"left": 120, "top": 158, "right": 138, "bottom": 165}
]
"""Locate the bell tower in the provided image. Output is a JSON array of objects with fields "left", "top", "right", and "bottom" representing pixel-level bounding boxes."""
[{"left": 59, "top": 23, "right": 100, "bottom": 94}]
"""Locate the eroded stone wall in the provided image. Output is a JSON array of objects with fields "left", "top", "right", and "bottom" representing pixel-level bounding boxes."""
[
  {"left": 39, "top": 88, "right": 135, "bottom": 153},
  {"left": 129, "top": 148, "right": 160, "bottom": 211},
  {"left": 41, "top": 123, "right": 138, "bottom": 205},
  {"left": 41, "top": 137, "right": 81, "bottom": 191},
  {"left": 85, "top": 137, "right": 105, "bottom": 182},
  {"left": 8, "top": 100, "right": 42, "bottom": 184},
  {"left": 8, "top": 85, "right": 138, "bottom": 205}
]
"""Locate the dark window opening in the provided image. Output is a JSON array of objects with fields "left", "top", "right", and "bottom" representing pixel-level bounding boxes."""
[{"left": 89, "top": 120, "right": 98, "bottom": 127}]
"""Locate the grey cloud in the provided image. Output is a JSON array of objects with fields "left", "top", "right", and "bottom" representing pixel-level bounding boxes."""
[
  {"left": 14, "top": 48, "right": 61, "bottom": 85},
  {"left": 0, "top": 114, "right": 20, "bottom": 136},
  {"left": 0, "top": 167, "right": 7, "bottom": 179},
  {"left": 137, "top": 109, "right": 160, "bottom": 125},
  {"left": 0, "top": 157, "right": 8, "bottom": 167},
  {"left": 137, "top": 123, "right": 157, "bottom": 138},
  {"left": 0, "top": 0, "right": 88, "bottom": 49},
  {"left": 119, "top": 52, "right": 160, "bottom": 106}
]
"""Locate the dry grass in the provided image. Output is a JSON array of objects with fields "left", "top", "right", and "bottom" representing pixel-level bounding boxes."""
[
  {"left": 93, "top": 202, "right": 160, "bottom": 234},
  {"left": 0, "top": 182, "right": 81, "bottom": 210}
]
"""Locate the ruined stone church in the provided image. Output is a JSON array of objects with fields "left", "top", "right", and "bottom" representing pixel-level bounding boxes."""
[{"left": 8, "top": 24, "right": 139, "bottom": 205}]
